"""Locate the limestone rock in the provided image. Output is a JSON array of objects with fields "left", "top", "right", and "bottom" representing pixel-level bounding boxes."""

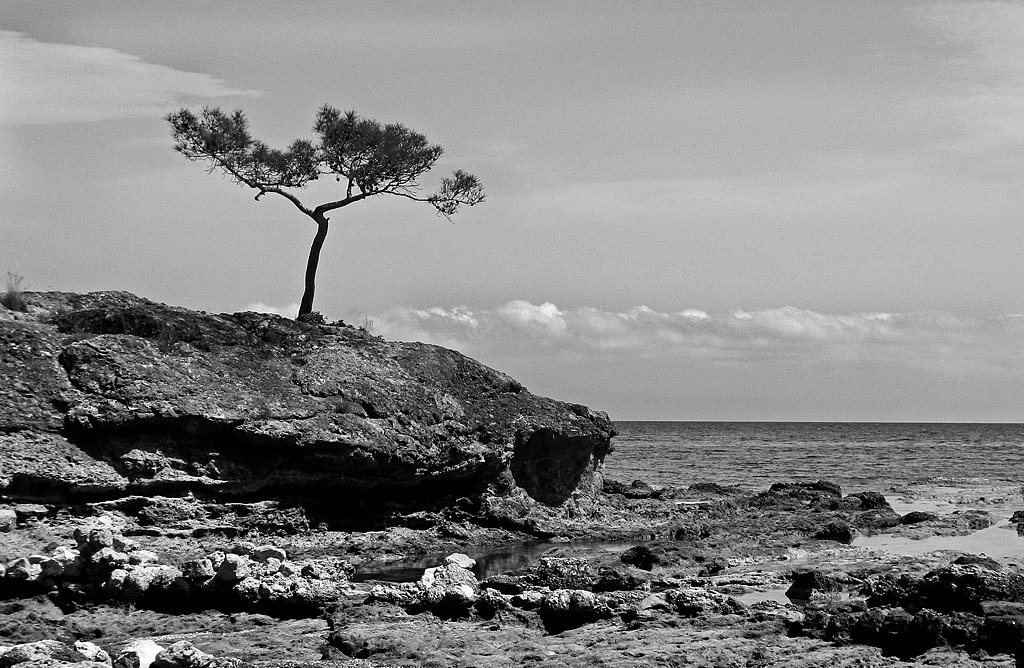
[
  {"left": 113, "top": 639, "right": 164, "bottom": 668},
  {"left": 0, "top": 508, "right": 16, "bottom": 532},
  {"left": 530, "top": 556, "right": 595, "bottom": 590},
  {"left": 0, "top": 639, "right": 89, "bottom": 667},
  {"left": 251, "top": 546, "right": 286, "bottom": 563},
  {"left": 666, "top": 586, "right": 745, "bottom": 616},
  {"left": 539, "top": 589, "right": 607, "bottom": 632},
  {"left": 73, "top": 640, "right": 111, "bottom": 665},
  {"left": 443, "top": 552, "right": 476, "bottom": 570},
  {"left": 151, "top": 640, "right": 239, "bottom": 668},
  {"left": 417, "top": 563, "right": 480, "bottom": 612},
  {"left": 6, "top": 557, "right": 41, "bottom": 581},
  {"left": 215, "top": 554, "right": 250, "bottom": 583},
  {"left": 0, "top": 292, "right": 614, "bottom": 524}
]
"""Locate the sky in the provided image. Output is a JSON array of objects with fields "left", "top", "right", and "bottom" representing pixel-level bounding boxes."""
[{"left": 1, "top": 1, "right": 1022, "bottom": 421}]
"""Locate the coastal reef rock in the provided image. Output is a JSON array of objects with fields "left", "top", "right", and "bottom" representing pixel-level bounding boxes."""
[{"left": 0, "top": 292, "right": 614, "bottom": 526}]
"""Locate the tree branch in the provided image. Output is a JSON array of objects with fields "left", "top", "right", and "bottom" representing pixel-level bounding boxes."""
[{"left": 313, "top": 192, "right": 370, "bottom": 217}]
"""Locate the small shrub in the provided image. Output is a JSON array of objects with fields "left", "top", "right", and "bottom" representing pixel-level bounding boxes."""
[{"left": 1, "top": 272, "right": 27, "bottom": 312}]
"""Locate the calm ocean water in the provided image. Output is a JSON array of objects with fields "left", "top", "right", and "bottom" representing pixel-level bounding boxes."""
[{"left": 603, "top": 422, "right": 1024, "bottom": 493}]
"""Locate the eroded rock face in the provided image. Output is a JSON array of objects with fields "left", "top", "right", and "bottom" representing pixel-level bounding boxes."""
[{"left": 0, "top": 292, "right": 615, "bottom": 525}]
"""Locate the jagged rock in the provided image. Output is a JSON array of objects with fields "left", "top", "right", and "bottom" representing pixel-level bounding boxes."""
[
  {"left": 128, "top": 550, "right": 159, "bottom": 566},
  {"left": 593, "top": 565, "right": 650, "bottom": 592},
  {"left": 180, "top": 559, "right": 215, "bottom": 580},
  {"left": 251, "top": 546, "right": 286, "bottom": 563},
  {"left": 666, "top": 586, "right": 744, "bottom": 616},
  {"left": 39, "top": 546, "right": 82, "bottom": 578},
  {"left": 529, "top": 557, "right": 595, "bottom": 590},
  {"left": 752, "top": 481, "right": 843, "bottom": 510},
  {"left": 73, "top": 640, "right": 111, "bottom": 665},
  {"left": 812, "top": 520, "right": 855, "bottom": 544},
  {"left": 786, "top": 568, "right": 842, "bottom": 600},
  {"left": 539, "top": 589, "right": 607, "bottom": 632},
  {"left": 13, "top": 504, "right": 49, "bottom": 522},
  {"left": 481, "top": 573, "right": 527, "bottom": 595},
  {"left": 6, "top": 557, "right": 41, "bottom": 581},
  {"left": 603, "top": 479, "right": 658, "bottom": 499},
  {"left": 90, "top": 547, "right": 130, "bottom": 571},
  {"left": 368, "top": 582, "right": 418, "bottom": 606},
  {"left": 900, "top": 510, "right": 939, "bottom": 524},
  {"left": 443, "top": 553, "right": 476, "bottom": 570},
  {"left": 151, "top": 640, "right": 240, "bottom": 668},
  {"left": 121, "top": 565, "right": 181, "bottom": 601},
  {"left": 417, "top": 563, "right": 480, "bottom": 612},
  {"left": 215, "top": 554, "right": 250, "bottom": 583},
  {"left": 0, "top": 639, "right": 94, "bottom": 667},
  {"left": 619, "top": 545, "right": 659, "bottom": 571},
  {"left": 0, "top": 292, "right": 614, "bottom": 527},
  {"left": 113, "top": 639, "right": 164, "bottom": 668},
  {"left": 918, "top": 561, "right": 1024, "bottom": 614},
  {"left": 844, "top": 491, "right": 889, "bottom": 510},
  {"left": 0, "top": 508, "right": 16, "bottom": 532}
]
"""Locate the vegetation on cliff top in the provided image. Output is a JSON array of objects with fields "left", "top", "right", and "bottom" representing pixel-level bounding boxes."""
[{"left": 165, "top": 106, "right": 485, "bottom": 318}]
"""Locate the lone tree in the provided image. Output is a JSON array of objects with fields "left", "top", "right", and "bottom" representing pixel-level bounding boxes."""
[{"left": 166, "top": 105, "right": 484, "bottom": 318}]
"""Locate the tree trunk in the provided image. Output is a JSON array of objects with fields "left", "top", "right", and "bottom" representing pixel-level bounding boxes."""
[{"left": 298, "top": 216, "right": 329, "bottom": 317}]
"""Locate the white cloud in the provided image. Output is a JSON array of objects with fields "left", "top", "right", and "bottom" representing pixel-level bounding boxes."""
[
  {"left": 368, "top": 300, "right": 1024, "bottom": 369},
  {"left": 243, "top": 302, "right": 299, "bottom": 319},
  {"left": 0, "top": 31, "right": 257, "bottom": 125}
]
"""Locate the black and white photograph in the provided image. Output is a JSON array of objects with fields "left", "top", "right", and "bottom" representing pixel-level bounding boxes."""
[{"left": 2, "top": 2, "right": 1023, "bottom": 665}]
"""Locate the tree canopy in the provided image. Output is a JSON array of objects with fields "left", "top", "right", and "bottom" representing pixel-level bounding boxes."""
[{"left": 166, "top": 105, "right": 484, "bottom": 316}]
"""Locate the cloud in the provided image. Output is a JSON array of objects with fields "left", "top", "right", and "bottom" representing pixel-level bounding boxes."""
[
  {"left": 368, "top": 300, "right": 1024, "bottom": 370},
  {"left": 243, "top": 302, "right": 299, "bottom": 319},
  {"left": 0, "top": 30, "right": 257, "bottom": 125}
]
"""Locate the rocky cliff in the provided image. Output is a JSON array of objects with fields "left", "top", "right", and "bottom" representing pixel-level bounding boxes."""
[{"left": 0, "top": 292, "right": 614, "bottom": 527}]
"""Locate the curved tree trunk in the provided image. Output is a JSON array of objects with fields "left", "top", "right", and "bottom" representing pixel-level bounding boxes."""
[{"left": 298, "top": 216, "right": 329, "bottom": 317}]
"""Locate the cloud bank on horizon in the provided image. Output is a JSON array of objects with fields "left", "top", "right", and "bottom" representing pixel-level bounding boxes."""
[
  {"left": 333, "top": 300, "right": 1024, "bottom": 422},
  {"left": 369, "top": 300, "right": 1023, "bottom": 364}
]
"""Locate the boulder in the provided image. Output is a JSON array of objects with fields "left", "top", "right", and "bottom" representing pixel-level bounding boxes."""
[
  {"left": 666, "top": 587, "right": 744, "bottom": 616},
  {"left": 13, "top": 503, "right": 49, "bottom": 522},
  {"left": 39, "top": 546, "right": 82, "bottom": 578},
  {"left": 918, "top": 561, "right": 1024, "bottom": 614},
  {"left": 0, "top": 639, "right": 91, "bottom": 668},
  {"left": 530, "top": 556, "right": 595, "bottom": 590},
  {"left": 539, "top": 589, "right": 607, "bottom": 632},
  {"left": 813, "top": 520, "right": 856, "bottom": 544},
  {"left": 901, "top": 511, "right": 939, "bottom": 524},
  {"left": 215, "top": 554, "right": 250, "bottom": 583},
  {"left": 593, "top": 565, "right": 650, "bottom": 592},
  {"left": 5, "top": 557, "right": 41, "bottom": 581},
  {"left": 0, "top": 292, "right": 614, "bottom": 526},
  {"left": 113, "top": 639, "right": 164, "bottom": 668},
  {"left": 180, "top": 558, "right": 215, "bottom": 580},
  {"left": 151, "top": 640, "right": 240, "bottom": 668},
  {"left": 417, "top": 563, "right": 480, "bottom": 612},
  {"left": 0, "top": 508, "right": 15, "bottom": 532},
  {"left": 619, "top": 545, "right": 659, "bottom": 571},
  {"left": 73, "top": 640, "right": 111, "bottom": 665},
  {"left": 443, "top": 553, "right": 476, "bottom": 570},
  {"left": 250, "top": 546, "right": 286, "bottom": 563},
  {"left": 786, "top": 568, "right": 842, "bottom": 601}
]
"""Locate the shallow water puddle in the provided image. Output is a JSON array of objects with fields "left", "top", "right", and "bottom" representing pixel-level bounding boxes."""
[
  {"left": 856, "top": 520, "right": 1024, "bottom": 559},
  {"left": 352, "top": 540, "right": 636, "bottom": 582}
]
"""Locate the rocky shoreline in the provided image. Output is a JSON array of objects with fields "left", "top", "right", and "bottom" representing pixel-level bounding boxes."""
[
  {"left": 2, "top": 478, "right": 1023, "bottom": 667},
  {"left": 2, "top": 293, "right": 1024, "bottom": 667}
]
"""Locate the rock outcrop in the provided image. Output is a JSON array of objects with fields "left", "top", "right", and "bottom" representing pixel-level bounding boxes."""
[{"left": 0, "top": 292, "right": 614, "bottom": 527}]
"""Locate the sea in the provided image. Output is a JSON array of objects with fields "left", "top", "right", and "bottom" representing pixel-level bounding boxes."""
[{"left": 603, "top": 421, "right": 1024, "bottom": 493}]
